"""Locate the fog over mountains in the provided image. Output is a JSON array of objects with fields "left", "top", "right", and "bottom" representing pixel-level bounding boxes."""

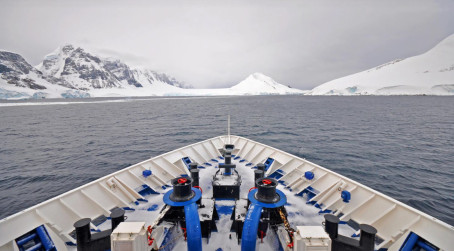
[
  {"left": 1, "top": 34, "right": 453, "bottom": 99},
  {"left": 35, "top": 45, "right": 191, "bottom": 90},
  {"left": 0, "top": 45, "right": 303, "bottom": 99}
]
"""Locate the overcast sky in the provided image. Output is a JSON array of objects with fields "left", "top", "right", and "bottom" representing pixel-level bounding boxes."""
[{"left": 1, "top": 0, "right": 453, "bottom": 89}]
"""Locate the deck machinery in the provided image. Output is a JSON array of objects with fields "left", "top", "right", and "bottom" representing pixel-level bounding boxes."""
[
  {"left": 212, "top": 144, "right": 241, "bottom": 199},
  {"left": 69, "top": 143, "right": 379, "bottom": 251},
  {"left": 2, "top": 135, "right": 449, "bottom": 251},
  {"left": 158, "top": 175, "right": 218, "bottom": 245}
]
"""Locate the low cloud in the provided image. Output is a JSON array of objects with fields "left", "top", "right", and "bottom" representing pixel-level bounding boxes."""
[{"left": 1, "top": 0, "right": 453, "bottom": 89}]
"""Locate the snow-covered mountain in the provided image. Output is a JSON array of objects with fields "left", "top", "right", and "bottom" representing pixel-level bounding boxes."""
[
  {"left": 36, "top": 45, "right": 190, "bottom": 91},
  {"left": 230, "top": 73, "right": 305, "bottom": 95},
  {"left": 309, "top": 34, "right": 454, "bottom": 95},
  {"left": 171, "top": 72, "right": 305, "bottom": 96},
  {"left": 1, "top": 45, "right": 304, "bottom": 99},
  {"left": 89, "top": 72, "right": 305, "bottom": 97},
  {"left": 1, "top": 50, "right": 49, "bottom": 90},
  {"left": 0, "top": 50, "right": 88, "bottom": 99}
]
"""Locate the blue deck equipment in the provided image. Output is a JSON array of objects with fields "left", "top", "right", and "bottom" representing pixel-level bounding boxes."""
[
  {"left": 241, "top": 178, "right": 287, "bottom": 251},
  {"left": 341, "top": 190, "right": 351, "bottom": 203},
  {"left": 182, "top": 157, "right": 192, "bottom": 170},
  {"left": 304, "top": 171, "right": 314, "bottom": 180},
  {"left": 264, "top": 158, "right": 274, "bottom": 171},
  {"left": 142, "top": 169, "right": 152, "bottom": 177},
  {"left": 163, "top": 178, "right": 203, "bottom": 251},
  {"left": 15, "top": 225, "right": 56, "bottom": 251},
  {"left": 400, "top": 232, "right": 438, "bottom": 251}
]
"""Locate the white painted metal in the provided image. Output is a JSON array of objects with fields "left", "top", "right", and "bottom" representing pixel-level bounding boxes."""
[
  {"left": 0, "top": 135, "right": 453, "bottom": 251},
  {"left": 294, "top": 226, "right": 331, "bottom": 251},
  {"left": 111, "top": 222, "right": 147, "bottom": 251}
]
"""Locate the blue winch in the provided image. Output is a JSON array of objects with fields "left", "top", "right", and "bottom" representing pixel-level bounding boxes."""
[{"left": 241, "top": 177, "right": 288, "bottom": 251}]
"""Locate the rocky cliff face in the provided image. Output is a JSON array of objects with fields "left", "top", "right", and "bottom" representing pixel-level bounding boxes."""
[
  {"left": 0, "top": 51, "right": 48, "bottom": 90},
  {"left": 131, "top": 68, "right": 190, "bottom": 88},
  {"left": 59, "top": 47, "right": 122, "bottom": 89},
  {"left": 37, "top": 45, "right": 189, "bottom": 90},
  {"left": 39, "top": 44, "right": 74, "bottom": 77},
  {"left": 1, "top": 44, "right": 307, "bottom": 99},
  {"left": 1, "top": 45, "right": 194, "bottom": 99},
  {"left": 103, "top": 59, "right": 142, "bottom": 87}
]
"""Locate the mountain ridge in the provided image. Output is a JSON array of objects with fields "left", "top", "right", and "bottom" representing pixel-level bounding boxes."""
[
  {"left": 35, "top": 44, "right": 191, "bottom": 90},
  {"left": 0, "top": 46, "right": 304, "bottom": 99},
  {"left": 308, "top": 34, "right": 454, "bottom": 95}
]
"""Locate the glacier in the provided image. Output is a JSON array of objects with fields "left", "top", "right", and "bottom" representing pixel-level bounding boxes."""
[
  {"left": 3, "top": 33, "right": 454, "bottom": 99},
  {"left": 0, "top": 88, "right": 30, "bottom": 100},
  {"left": 61, "top": 90, "right": 91, "bottom": 99}
]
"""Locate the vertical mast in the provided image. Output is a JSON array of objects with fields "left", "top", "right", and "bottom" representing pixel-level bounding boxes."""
[{"left": 228, "top": 114, "right": 231, "bottom": 144}]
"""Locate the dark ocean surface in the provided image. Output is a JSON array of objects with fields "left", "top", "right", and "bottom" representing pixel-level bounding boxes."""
[{"left": 0, "top": 96, "right": 453, "bottom": 225}]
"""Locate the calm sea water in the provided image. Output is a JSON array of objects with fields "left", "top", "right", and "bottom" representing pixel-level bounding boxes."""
[{"left": 0, "top": 96, "right": 453, "bottom": 225}]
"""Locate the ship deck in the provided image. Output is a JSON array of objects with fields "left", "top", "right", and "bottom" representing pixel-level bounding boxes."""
[{"left": 0, "top": 135, "right": 453, "bottom": 250}]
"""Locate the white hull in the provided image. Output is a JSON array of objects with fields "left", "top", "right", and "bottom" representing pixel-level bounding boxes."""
[{"left": 1, "top": 135, "right": 452, "bottom": 250}]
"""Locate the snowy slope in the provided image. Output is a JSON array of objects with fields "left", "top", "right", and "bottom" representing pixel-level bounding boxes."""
[
  {"left": 35, "top": 45, "right": 192, "bottom": 92},
  {"left": 2, "top": 45, "right": 305, "bottom": 99},
  {"left": 36, "top": 45, "right": 74, "bottom": 79},
  {"left": 0, "top": 50, "right": 88, "bottom": 99},
  {"left": 230, "top": 73, "right": 305, "bottom": 95},
  {"left": 309, "top": 34, "right": 454, "bottom": 95},
  {"left": 38, "top": 45, "right": 131, "bottom": 90},
  {"left": 34, "top": 46, "right": 305, "bottom": 97},
  {"left": 89, "top": 72, "right": 306, "bottom": 97}
]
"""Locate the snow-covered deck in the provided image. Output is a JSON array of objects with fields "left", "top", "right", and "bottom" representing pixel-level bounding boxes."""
[{"left": 0, "top": 135, "right": 453, "bottom": 250}]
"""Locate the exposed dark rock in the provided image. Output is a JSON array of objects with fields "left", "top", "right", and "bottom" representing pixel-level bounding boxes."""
[
  {"left": 22, "top": 78, "right": 47, "bottom": 90},
  {"left": 60, "top": 48, "right": 122, "bottom": 88},
  {"left": 0, "top": 51, "right": 34, "bottom": 74},
  {"left": 103, "top": 60, "right": 142, "bottom": 87},
  {"left": 0, "top": 64, "right": 12, "bottom": 73},
  {"left": 1, "top": 45, "right": 190, "bottom": 94},
  {"left": 5, "top": 75, "right": 46, "bottom": 90},
  {"left": 151, "top": 71, "right": 189, "bottom": 88},
  {"left": 0, "top": 51, "right": 47, "bottom": 90}
]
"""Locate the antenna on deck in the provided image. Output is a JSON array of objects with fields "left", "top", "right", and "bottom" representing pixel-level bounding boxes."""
[{"left": 227, "top": 114, "right": 231, "bottom": 144}]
